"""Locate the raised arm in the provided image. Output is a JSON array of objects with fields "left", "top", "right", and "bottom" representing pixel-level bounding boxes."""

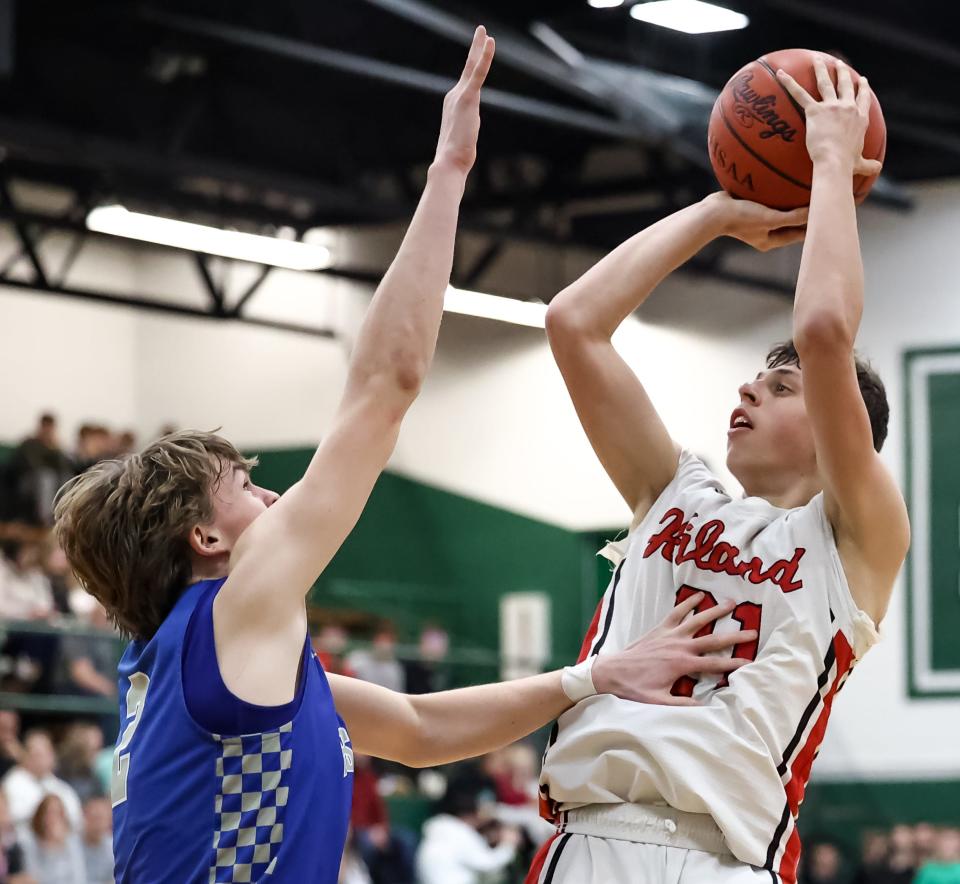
[
  {"left": 331, "top": 594, "right": 756, "bottom": 766},
  {"left": 546, "top": 196, "right": 806, "bottom": 519},
  {"left": 777, "top": 60, "right": 909, "bottom": 623},
  {"left": 214, "top": 29, "right": 496, "bottom": 702}
]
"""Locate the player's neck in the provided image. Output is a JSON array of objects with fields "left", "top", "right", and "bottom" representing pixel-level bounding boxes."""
[
  {"left": 190, "top": 553, "right": 230, "bottom": 584},
  {"left": 740, "top": 470, "right": 821, "bottom": 510}
]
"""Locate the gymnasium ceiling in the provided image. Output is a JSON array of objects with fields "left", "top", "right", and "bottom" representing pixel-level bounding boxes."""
[{"left": 0, "top": 0, "right": 957, "bottom": 314}]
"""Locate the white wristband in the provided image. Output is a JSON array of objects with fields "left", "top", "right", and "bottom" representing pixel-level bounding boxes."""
[{"left": 561, "top": 656, "right": 598, "bottom": 703}]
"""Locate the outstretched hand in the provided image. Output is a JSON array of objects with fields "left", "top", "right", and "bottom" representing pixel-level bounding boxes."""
[
  {"left": 433, "top": 26, "right": 496, "bottom": 175},
  {"left": 591, "top": 591, "right": 758, "bottom": 707},
  {"left": 776, "top": 57, "right": 882, "bottom": 177}
]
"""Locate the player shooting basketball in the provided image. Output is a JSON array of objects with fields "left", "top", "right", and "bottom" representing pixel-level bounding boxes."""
[
  {"left": 52, "top": 29, "right": 755, "bottom": 884},
  {"left": 530, "top": 57, "right": 908, "bottom": 884}
]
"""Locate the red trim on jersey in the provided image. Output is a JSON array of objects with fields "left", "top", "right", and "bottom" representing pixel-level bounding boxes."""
[
  {"left": 525, "top": 833, "right": 560, "bottom": 884},
  {"left": 576, "top": 598, "right": 604, "bottom": 663},
  {"left": 538, "top": 789, "right": 558, "bottom": 825},
  {"left": 778, "top": 631, "right": 855, "bottom": 884}
]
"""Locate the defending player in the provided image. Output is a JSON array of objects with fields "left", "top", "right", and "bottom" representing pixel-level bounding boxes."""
[
  {"left": 530, "top": 58, "right": 909, "bottom": 884},
  {"left": 52, "top": 29, "right": 754, "bottom": 884}
]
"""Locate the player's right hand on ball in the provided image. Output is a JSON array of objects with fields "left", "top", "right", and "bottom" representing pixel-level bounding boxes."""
[
  {"left": 432, "top": 25, "right": 495, "bottom": 176},
  {"left": 703, "top": 191, "right": 807, "bottom": 252},
  {"left": 591, "top": 592, "right": 758, "bottom": 707}
]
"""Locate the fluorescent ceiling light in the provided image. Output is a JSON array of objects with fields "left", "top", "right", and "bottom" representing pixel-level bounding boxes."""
[
  {"left": 444, "top": 286, "right": 546, "bottom": 329},
  {"left": 588, "top": 0, "right": 625, "bottom": 8},
  {"left": 86, "top": 205, "right": 333, "bottom": 271},
  {"left": 630, "top": 0, "right": 748, "bottom": 34}
]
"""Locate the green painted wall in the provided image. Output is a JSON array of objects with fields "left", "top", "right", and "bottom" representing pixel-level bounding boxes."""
[
  {"left": 800, "top": 779, "right": 960, "bottom": 853},
  {"left": 251, "top": 447, "right": 609, "bottom": 683}
]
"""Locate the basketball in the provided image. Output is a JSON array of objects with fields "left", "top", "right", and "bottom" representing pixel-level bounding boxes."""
[{"left": 708, "top": 48, "right": 887, "bottom": 209}]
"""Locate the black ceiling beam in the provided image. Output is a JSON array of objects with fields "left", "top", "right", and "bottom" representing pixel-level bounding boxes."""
[
  {"left": 194, "top": 254, "right": 225, "bottom": 315},
  {"left": 0, "top": 117, "right": 404, "bottom": 223},
  {"left": 232, "top": 265, "right": 274, "bottom": 318},
  {"left": 0, "top": 278, "right": 336, "bottom": 339},
  {"left": 142, "top": 10, "right": 635, "bottom": 140},
  {"left": 456, "top": 238, "right": 506, "bottom": 290},
  {"left": 764, "top": 0, "right": 960, "bottom": 70},
  {"left": 0, "top": 0, "right": 14, "bottom": 79},
  {"left": 355, "top": 0, "right": 621, "bottom": 110},
  {"left": 0, "top": 178, "right": 48, "bottom": 288}
]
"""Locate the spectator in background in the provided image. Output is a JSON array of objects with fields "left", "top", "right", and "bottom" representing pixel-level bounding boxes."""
[
  {"left": 347, "top": 624, "right": 404, "bottom": 693},
  {"left": 403, "top": 625, "right": 450, "bottom": 695},
  {"left": 857, "top": 823, "right": 916, "bottom": 884},
  {"left": 0, "top": 541, "right": 54, "bottom": 622},
  {"left": 312, "top": 624, "right": 355, "bottom": 678},
  {"left": 3, "top": 415, "right": 75, "bottom": 526},
  {"left": 53, "top": 603, "right": 117, "bottom": 699},
  {"left": 801, "top": 842, "right": 846, "bottom": 884},
  {"left": 114, "top": 431, "right": 137, "bottom": 457},
  {"left": 0, "top": 712, "right": 24, "bottom": 780},
  {"left": 917, "top": 824, "right": 941, "bottom": 867},
  {"left": 79, "top": 796, "right": 112, "bottom": 884},
  {"left": 53, "top": 603, "right": 119, "bottom": 742},
  {"left": 416, "top": 787, "right": 519, "bottom": 884},
  {"left": 915, "top": 829, "right": 960, "bottom": 884},
  {"left": 339, "top": 831, "right": 372, "bottom": 884},
  {"left": 486, "top": 743, "right": 552, "bottom": 850},
  {"left": 40, "top": 540, "right": 76, "bottom": 617},
  {"left": 72, "top": 426, "right": 112, "bottom": 476},
  {"left": 56, "top": 724, "right": 104, "bottom": 806},
  {"left": 0, "top": 790, "right": 32, "bottom": 884},
  {"left": 350, "top": 754, "right": 416, "bottom": 884},
  {"left": 853, "top": 831, "right": 892, "bottom": 884},
  {"left": 489, "top": 744, "right": 537, "bottom": 808},
  {"left": 18, "top": 795, "right": 85, "bottom": 884},
  {"left": 1, "top": 731, "right": 81, "bottom": 831},
  {"left": 0, "top": 542, "right": 57, "bottom": 694}
]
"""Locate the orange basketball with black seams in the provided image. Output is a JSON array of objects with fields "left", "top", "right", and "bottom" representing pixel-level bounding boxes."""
[{"left": 708, "top": 48, "right": 887, "bottom": 209}]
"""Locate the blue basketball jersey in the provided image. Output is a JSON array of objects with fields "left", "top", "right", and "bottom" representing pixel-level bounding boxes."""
[{"left": 112, "top": 579, "right": 354, "bottom": 883}]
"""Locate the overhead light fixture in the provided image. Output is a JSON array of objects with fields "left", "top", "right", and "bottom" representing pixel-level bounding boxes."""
[
  {"left": 86, "top": 205, "right": 333, "bottom": 271},
  {"left": 587, "top": 0, "right": 625, "bottom": 8},
  {"left": 630, "top": 0, "right": 748, "bottom": 34},
  {"left": 444, "top": 286, "right": 546, "bottom": 329}
]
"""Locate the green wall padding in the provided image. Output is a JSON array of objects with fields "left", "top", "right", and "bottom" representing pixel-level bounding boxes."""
[
  {"left": 800, "top": 779, "right": 960, "bottom": 854},
  {"left": 250, "top": 447, "right": 610, "bottom": 681}
]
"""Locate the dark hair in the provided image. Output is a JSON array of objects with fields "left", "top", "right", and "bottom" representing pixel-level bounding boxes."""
[
  {"left": 766, "top": 340, "right": 889, "bottom": 452},
  {"left": 438, "top": 787, "right": 479, "bottom": 819},
  {"left": 30, "top": 794, "right": 67, "bottom": 839}
]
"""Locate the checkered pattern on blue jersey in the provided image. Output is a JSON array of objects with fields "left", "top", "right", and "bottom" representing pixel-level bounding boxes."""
[{"left": 208, "top": 721, "right": 294, "bottom": 883}]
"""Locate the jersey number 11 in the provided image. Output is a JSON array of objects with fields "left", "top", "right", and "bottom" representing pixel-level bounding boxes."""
[{"left": 671, "top": 586, "right": 761, "bottom": 698}]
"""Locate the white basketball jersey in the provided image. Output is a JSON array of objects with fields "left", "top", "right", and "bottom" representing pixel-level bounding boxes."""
[{"left": 539, "top": 451, "right": 879, "bottom": 884}]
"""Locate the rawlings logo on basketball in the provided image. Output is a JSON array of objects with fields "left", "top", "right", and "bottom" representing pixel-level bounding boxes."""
[
  {"left": 643, "top": 507, "right": 806, "bottom": 593},
  {"left": 731, "top": 72, "right": 798, "bottom": 142}
]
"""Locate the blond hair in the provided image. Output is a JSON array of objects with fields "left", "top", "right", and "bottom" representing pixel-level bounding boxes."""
[{"left": 54, "top": 430, "right": 256, "bottom": 640}]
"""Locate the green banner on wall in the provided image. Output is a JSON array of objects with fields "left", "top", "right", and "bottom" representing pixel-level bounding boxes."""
[{"left": 905, "top": 348, "right": 960, "bottom": 698}]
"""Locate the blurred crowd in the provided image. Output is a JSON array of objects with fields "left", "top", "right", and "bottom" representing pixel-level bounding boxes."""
[
  {"left": 0, "top": 712, "right": 113, "bottom": 883},
  {"left": 801, "top": 826, "right": 960, "bottom": 884},
  {"left": 0, "top": 414, "right": 139, "bottom": 531},
  {"left": 339, "top": 741, "right": 550, "bottom": 884}
]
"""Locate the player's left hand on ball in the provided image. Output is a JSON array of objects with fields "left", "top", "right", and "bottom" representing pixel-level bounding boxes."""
[
  {"left": 705, "top": 191, "right": 807, "bottom": 252},
  {"left": 591, "top": 591, "right": 758, "bottom": 707},
  {"left": 432, "top": 25, "right": 496, "bottom": 175},
  {"left": 776, "top": 58, "right": 882, "bottom": 177}
]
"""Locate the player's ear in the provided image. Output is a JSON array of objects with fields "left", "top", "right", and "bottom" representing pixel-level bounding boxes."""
[{"left": 188, "top": 523, "right": 226, "bottom": 558}]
